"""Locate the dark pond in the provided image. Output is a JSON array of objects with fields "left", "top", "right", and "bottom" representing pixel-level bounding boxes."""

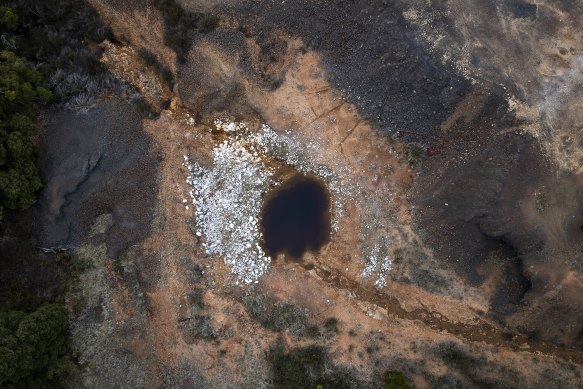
[{"left": 260, "top": 174, "right": 331, "bottom": 258}]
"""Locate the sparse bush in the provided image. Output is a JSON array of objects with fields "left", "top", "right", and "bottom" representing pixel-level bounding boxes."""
[
  {"left": 190, "top": 315, "right": 217, "bottom": 340},
  {"left": 3, "top": 0, "right": 126, "bottom": 113},
  {"left": 178, "top": 288, "right": 225, "bottom": 342},
  {"left": 161, "top": 69, "right": 175, "bottom": 90},
  {"left": 0, "top": 4, "right": 108, "bottom": 385},
  {"left": 138, "top": 49, "right": 157, "bottom": 66},
  {"left": 64, "top": 93, "right": 94, "bottom": 113},
  {"left": 430, "top": 374, "right": 465, "bottom": 389},
  {"left": 138, "top": 48, "right": 175, "bottom": 89},
  {"left": 238, "top": 25, "right": 253, "bottom": 38},
  {"left": 129, "top": 91, "right": 157, "bottom": 119},
  {"left": 269, "top": 344, "right": 366, "bottom": 389},
  {"left": 434, "top": 341, "right": 528, "bottom": 387},
  {"left": 241, "top": 290, "right": 313, "bottom": 337},
  {"left": 437, "top": 342, "right": 479, "bottom": 374},
  {"left": 266, "top": 74, "right": 284, "bottom": 91},
  {"left": 5, "top": 0, "right": 109, "bottom": 75},
  {"left": 186, "top": 263, "right": 205, "bottom": 284},
  {"left": 152, "top": 0, "right": 218, "bottom": 62},
  {"left": 187, "top": 288, "right": 204, "bottom": 311},
  {"left": 324, "top": 317, "right": 339, "bottom": 335}
]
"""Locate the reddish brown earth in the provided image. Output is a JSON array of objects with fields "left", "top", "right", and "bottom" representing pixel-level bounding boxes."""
[{"left": 31, "top": 0, "right": 583, "bottom": 387}]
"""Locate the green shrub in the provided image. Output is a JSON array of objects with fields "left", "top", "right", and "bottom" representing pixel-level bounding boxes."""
[
  {"left": 406, "top": 143, "right": 424, "bottom": 167},
  {"left": 3, "top": 1, "right": 126, "bottom": 113},
  {"left": 323, "top": 317, "right": 339, "bottom": 336},
  {"left": 384, "top": 371, "right": 414, "bottom": 389},
  {"left": 5, "top": 0, "right": 110, "bottom": 76},
  {"left": 269, "top": 345, "right": 365, "bottom": 389},
  {"left": 0, "top": 6, "right": 18, "bottom": 31},
  {"left": 270, "top": 345, "right": 326, "bottom": 389},
  {"left": 241, "top": 290, "right": 312, "bottom": 337}
]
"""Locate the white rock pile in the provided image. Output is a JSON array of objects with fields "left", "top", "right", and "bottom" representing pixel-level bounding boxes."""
[
  {"left": 185, "top": 122, "right": 273, "bottom": 284},
  {"left": 184, "top": 120, "right": 351, "bottom": 284}
]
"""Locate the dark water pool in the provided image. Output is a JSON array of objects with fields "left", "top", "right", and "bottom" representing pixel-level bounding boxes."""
[{"left": 260, "top": 174, "right": 331, "bottom": 258}]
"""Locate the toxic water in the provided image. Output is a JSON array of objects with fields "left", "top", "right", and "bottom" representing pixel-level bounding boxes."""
[{"left": 260, "top": 174, "right": 331, "bottom": 258}]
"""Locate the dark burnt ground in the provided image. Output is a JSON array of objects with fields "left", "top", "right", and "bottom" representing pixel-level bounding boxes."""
[
  {"left": 412, "top": 88, "right": 583, "bottom": 349},
  {"left": 413, "top": 91, "right": 536, "bottom": 287},
  {"left": 205, "top": 0, "right": 470, "bottom": 142},
  {"left": 0, "top": 209, "right": 72, "bottom": 310},
  {"left": 38, "top": 99, "right": 159, "bottom": 261},
  {"left": 176, "top": 30, "right": 256, "bottom": 117}
]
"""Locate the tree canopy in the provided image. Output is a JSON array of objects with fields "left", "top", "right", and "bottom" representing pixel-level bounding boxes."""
[
  {"left": 0, "top": 50, "right": 51, "bottom": 220},
  {"left": 0, "top": 8, "right": 53, "bottom": 221},
  {"left": 0, "top": 304, "right": 75, "bottom": 387}
]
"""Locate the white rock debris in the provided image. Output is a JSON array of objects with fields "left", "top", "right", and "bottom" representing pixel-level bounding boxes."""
[
  {"left": 253, "top": 124, "right": 348, "bottom": 231},
  {"left": 184, "top": 120, "right": 353, "bottom": 284},
  {"left": 185, "top": 125, "right": 272, "bottom": 284},
  {"left": 361, "top": 243, "right": 392, "bottom": 289}
]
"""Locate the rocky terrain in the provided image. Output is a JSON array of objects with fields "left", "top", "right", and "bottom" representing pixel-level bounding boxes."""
[{"left": 6, "top": 0, "right": 583, "bottom": 387}]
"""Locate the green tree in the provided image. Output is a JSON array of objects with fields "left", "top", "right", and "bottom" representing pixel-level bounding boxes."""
[
  {"left": 0, "top": 6, "right": 18, "bottom": 31},
  {"left": 0, "top": 304, "right": 75, "bottom": 387},
  {"left": 0, "top": 49, "right": 52, "bottom": 220},
  {"left": 385, "top": 370, "right": 414, "bottom": 389}
]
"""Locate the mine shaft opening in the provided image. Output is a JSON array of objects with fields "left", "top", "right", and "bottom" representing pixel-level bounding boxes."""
[{"left": 260, "top": 173, "right": 331, "bottom": 259}]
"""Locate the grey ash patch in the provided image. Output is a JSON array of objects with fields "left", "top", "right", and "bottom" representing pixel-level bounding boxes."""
[
  {"left": 38, "top": 99, "right": 159, "bottom": 258},
  {"left": 507, "top": 1, "right": 538, "bottom": 19}
]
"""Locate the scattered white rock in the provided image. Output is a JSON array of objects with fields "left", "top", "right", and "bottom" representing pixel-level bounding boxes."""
[
  {"left": 185, "top": 122, "right": 273, "bottom": 283},
  {"left": 184, "top": 120, "right": 362, "bottom": 285},
  {"left": 361, "top": 242, "right": 392, "bottom": 289}
]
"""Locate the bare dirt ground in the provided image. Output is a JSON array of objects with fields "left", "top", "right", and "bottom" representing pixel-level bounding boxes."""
[{"left": 32, "top": 0, "right": 583, "bottom": 387}]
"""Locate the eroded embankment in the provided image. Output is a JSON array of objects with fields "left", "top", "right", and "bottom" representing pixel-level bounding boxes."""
[{"left": 305, "top": 258, "right": 583, "bottom": 364}]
